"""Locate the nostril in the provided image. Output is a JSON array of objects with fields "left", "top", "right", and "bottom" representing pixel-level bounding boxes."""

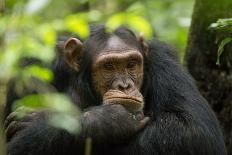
[
  {"left": 112, "top": 79, "right": 133, "bottom": 91},
  {"left": 118, "top": 83, "right": 130, "bottom": 91},
  {"left": 118, "top": 85, "right": 124, "bottom": 91}
]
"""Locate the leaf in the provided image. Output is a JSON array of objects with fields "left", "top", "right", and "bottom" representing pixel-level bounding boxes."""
[
  {"left": 49, "top": 113, "right": 81, "bottom": 134},
  {"left": 106, "top": 13, "right": 153, "bottom": 38},
  {"left": 23, "top": 65, "right": 53, "bottom": 82},
  {"left": 13, "top": 93, "right": 80, "bottom": 115},
  {"left": 216, "top": 37, "right": 232, "bottom": 65},
  {"left": 13, "top": 95, "right": 48, "bottom": 110},
  {"left": 12, "top": 93, "right": 81, "bottom": 134},
  {"left": 209, "top": 18, "right": 232, "bottom": 31},
  {"left": 127, "top": 16, "right": 153, "bottom": 38}
]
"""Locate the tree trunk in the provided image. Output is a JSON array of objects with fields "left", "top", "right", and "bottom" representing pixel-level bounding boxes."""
[
  {"left": 0, "top": 0, "right": 6, "bottom": 154},
  {"left": 0, "top": 106, "right": 6, "bottom": 155},
  {"left": 185, "top": 0, "right": 232, "bottom": 153}
]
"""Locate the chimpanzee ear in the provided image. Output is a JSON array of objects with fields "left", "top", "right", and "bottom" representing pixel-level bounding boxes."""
[
  {"left": 138, "top": 33, "right": 149, "bottom": 56},
  {"left": 64, "top": 38, "right": 83, "bottom": 72}
]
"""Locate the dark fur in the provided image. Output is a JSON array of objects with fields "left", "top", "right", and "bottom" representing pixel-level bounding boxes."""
[{"left": 5, "top": 26, "right": 226, "bottom": 155}]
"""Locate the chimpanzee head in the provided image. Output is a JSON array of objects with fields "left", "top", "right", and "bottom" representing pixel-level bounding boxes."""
[{"left": 63, "top": 26, "right": 148, "bottom": 112}]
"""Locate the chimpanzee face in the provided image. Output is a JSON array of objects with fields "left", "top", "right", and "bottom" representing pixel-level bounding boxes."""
[
  {"left": 64, "top": 35, "right": 145, "bottom": 112},
  {"left": 91, "top": 36, "right": 144, "bottom": 112}
]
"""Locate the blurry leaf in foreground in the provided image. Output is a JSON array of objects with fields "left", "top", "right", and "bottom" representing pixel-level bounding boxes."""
[
  {"left": 22, "top": 65, "right": 53, "bottom": 82},
  {"left": 19, "top": 37, "right": 55, "bottom": 63},
  {"left": 49, "top": 113, "right": 80, "bottom": 134},
  {"left": 13, "top": 93, "right": 78, "bottom": 113},
  {"left": 13, "top": 93, "right": 81, "bottom": 134},
  {"left": 106, "top": 13, "right": 153, "bottom": 38}
]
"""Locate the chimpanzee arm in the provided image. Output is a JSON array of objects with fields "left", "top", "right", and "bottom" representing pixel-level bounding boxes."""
[
  {"left": 7, "top": 122, "right": 79, "bottom": 155},
  {"left": 118, "top": 107, "right": 226, "bottom": 155},
  {"left": 7, "top": 104, "right": 149, "bottom": 155}
]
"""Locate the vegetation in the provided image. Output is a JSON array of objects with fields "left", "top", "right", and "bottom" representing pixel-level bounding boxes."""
[{"left": 0, "top": 0, "right": 193, "bottom": 83}]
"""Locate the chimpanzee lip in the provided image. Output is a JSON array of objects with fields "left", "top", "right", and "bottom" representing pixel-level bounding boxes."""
[
  {"left": 103, "top": 89, "right": 143, "bottom": 105},
  {"left": 105, "top": 96, "right": 142, "bottom": 103},
  {"left": 103, "top": 93, "right": 144, "bottom": 112}
]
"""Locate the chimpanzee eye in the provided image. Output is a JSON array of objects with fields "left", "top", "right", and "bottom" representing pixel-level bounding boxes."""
[
  {"left": 103, "top": 62, "right": 114, "bottom": 70},
  {"left": 127, "top": 60, "right": 137, "bottom": 69}
]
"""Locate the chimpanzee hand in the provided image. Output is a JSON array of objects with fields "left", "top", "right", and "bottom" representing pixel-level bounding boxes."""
[
  {"left": 81, "top": 104, "right": 150, "bottom": 144},
  {"left": 4, "top": 110, "right": 48, "bottom": 142},
  {"left": 5, "top": 104, "right": 149, "bottom": 145}
]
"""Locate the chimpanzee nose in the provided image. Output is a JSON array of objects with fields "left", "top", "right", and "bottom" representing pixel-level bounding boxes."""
[
  {"left": 118, "top": 82, "right": 131, "bottom": 91},
  {"left": 112, "top": 79, "right": 133, "bottom": 92}
]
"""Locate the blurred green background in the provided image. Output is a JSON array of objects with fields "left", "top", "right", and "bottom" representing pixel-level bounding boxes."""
[{"left": 0, "top": 0, "right": 193, "bottom": 88}]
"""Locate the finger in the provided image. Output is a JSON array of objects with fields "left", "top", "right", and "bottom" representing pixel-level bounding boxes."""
[
  {"left": 5, "top": 121, "right": 31, "bottom": 142},
  {"left": 4, "top": 111, "right": 37, "bottom": 128},
  {"left": 140, "top": 117, "right": 150, "bottom": 124},
  {"left": 137, "top": 117, "right": 150, "bottom": 130},
  {"left": 20, "top": 112, "right": 37, "bottom": 122},
  {"left": 4, "top": 112, "right": 18, "bottom": 128},
  {"left": 134, "top": 111, "right": 144, "bottom": 121},
  {"left": 5, "top": 121, "right": 18, "bottom": 142},
  {"left": 15, "top": 106, "right": 35, "bottom": 113}
]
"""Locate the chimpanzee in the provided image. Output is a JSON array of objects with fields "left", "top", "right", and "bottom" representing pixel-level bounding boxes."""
[{"left": 4, "top": 25, "right": 226, "bottom": 155}]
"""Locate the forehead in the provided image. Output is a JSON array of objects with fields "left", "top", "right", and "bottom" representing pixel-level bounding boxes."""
[
  {"left": 94, "top": 36, "right": 142, "bottom": 61},
  {"left": 102, "top": 35, "right": 138, "bottom": 52}
]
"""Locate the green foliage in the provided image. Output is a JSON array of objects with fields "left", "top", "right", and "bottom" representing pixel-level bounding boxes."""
[
  {"left": 13, "top": 93, "right": 72, "bottom": 111},
  {"left": 209, "top": 18, "right": 232, "bottom": 32},
  {"left": 106, "top": 13, "right": 153, "bottom": 38},
  {"left": 1, "top": 0, "right": 194, "bottom": 79},
  {"left": 65, "top": 14, "right": 90, "bottom": 39},
  {"left": 38, "top": 24, "right": 57, "bottom": 46},
  {"left": 210, "top": 18, "right": 232, "bottom": 65},
  {"left": 0, "top": 15, "right": 56, "bottom": 80},
  {"left": 13, "top": 93, "right": 81, "bottom": 134},
  {"left": 22, "top": 65, "right": 53, "bottom": 82},
  {"left": 216, "top": 37, "right": 232, "bottom": 65}
]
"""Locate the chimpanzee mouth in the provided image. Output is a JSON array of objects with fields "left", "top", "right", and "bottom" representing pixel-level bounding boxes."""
[
  {"left": 105, "top": 96, "right": 142, "bottom": 104},
  {"left": 104, "top": 96, "right": 144, "bottom": 112},
  {"left": 103, "top": 90, "right": 144, "bottom": 111}
]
